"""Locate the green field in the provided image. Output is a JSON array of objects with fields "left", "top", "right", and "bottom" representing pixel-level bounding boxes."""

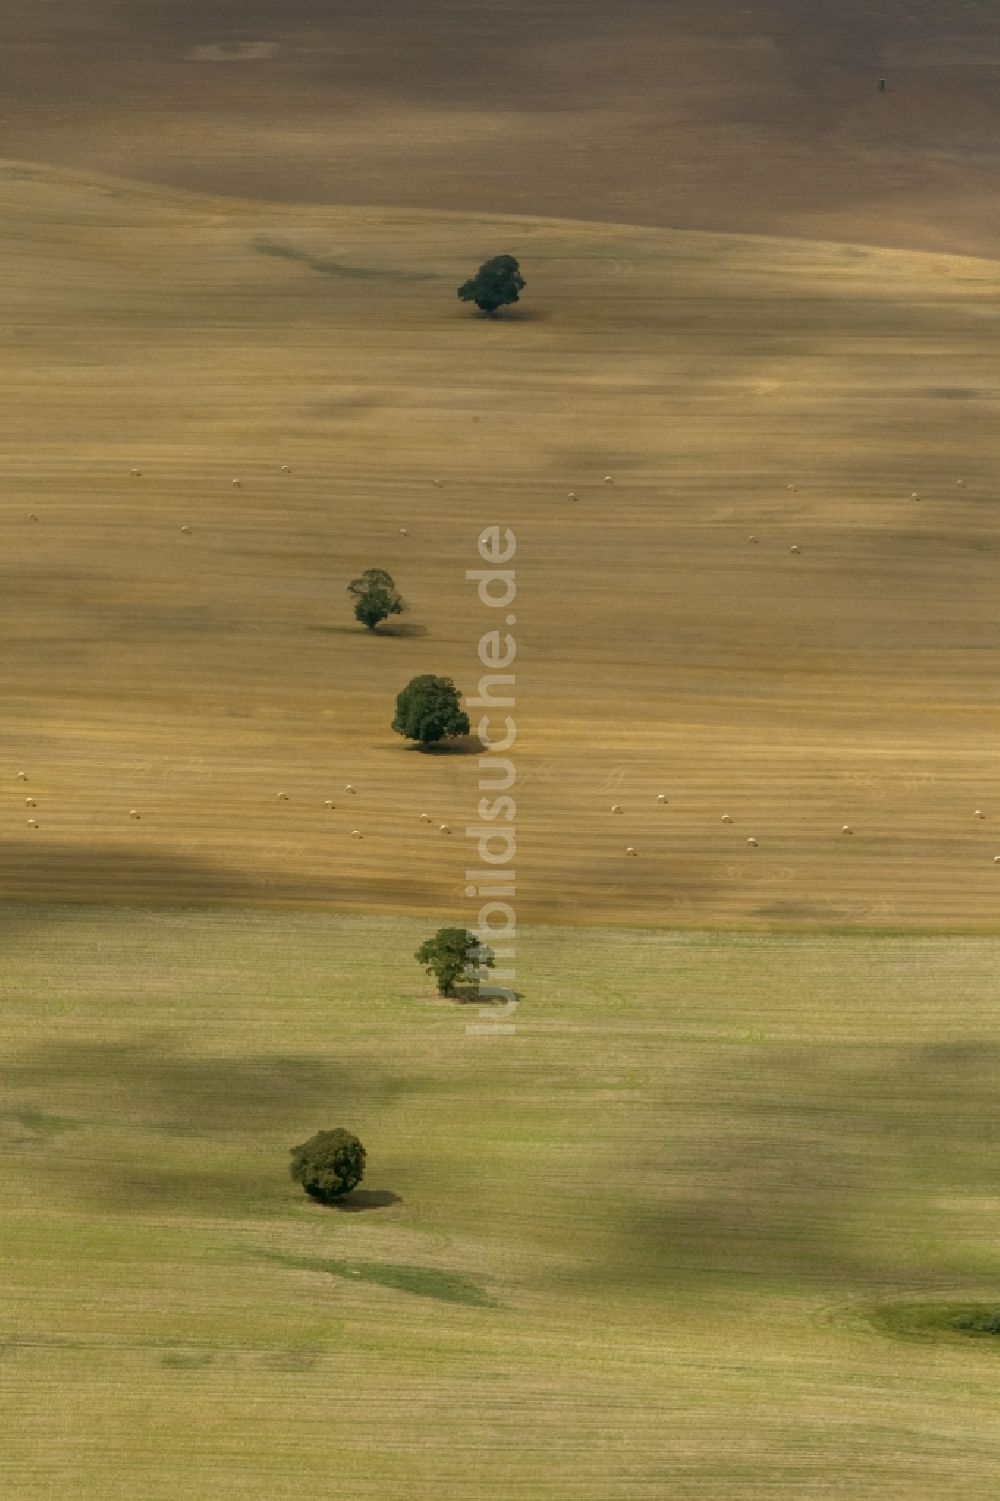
[{"left": 3, "top": 903, "right": 1000, "bottom": 1498}]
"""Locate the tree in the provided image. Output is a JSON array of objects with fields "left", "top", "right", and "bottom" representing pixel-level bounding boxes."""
[
  {"left": 416, "top": 926, "right": 495, "bottom": 997},
  {"left": 392, "top": 674, "right": 469, "bottom": 747},
  {"left": 289, "top": 1127, "right": 366, "bottom": 1204},
  {"left": 348, "top": 567, "right": 405, "bottom": 632},
  {"left": 458, "top": 254, "right": 525, "bottom": 315}
]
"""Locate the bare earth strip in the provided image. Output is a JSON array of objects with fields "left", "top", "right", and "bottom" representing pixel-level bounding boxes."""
[{"left": 0, "top": 163, "right": 997, "bottom": 928}]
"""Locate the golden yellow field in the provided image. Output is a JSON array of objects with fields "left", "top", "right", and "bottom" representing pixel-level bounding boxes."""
[{"left": 1, "top": 161, "right": 998, "bottom": 928}]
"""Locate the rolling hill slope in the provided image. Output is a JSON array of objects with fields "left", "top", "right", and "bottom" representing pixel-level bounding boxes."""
[{"left": 0, "top": 162, "right": 998, "bottom": 927}]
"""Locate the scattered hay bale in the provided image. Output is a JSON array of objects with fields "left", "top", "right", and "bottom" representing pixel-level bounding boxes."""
[{"left": 625, "top": 846, "right": 637, "bottom": 856}]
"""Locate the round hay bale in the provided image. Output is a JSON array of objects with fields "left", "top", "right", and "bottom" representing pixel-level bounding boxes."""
[
  {"left": 351, "top": 829, "right": 363, "bottom": 839},
  {"left": 129, "top": 809, "right": 140, "bottom": 819},
  {"left": 747, "top": 836, "right": 758, "bottom": 847},
  {"left": 27, "top": 512, "right": 38, "bottom": 521},
  {"left": 281, "top": 464, "right": 291, "bottom": 473},
  {"left": 433, "top": 478, "right": 443, "bottom": 488},
  {"left": 790, "top": 544, "right": 801, "bottom": 555},
  {"left": 603, "top": 475, "right": 614, "bottom": 484},
  {"left": 399, "top": 527, "right": 409, "bottom": 535},
  {"left": 974, "top": 809, "right": 985, "bottom": 820},
  {"left": 611, "top": 804, "right": 623, "bottom": 814},
  {"left": 748, "top": 534, "right": 758, "bottom": 543},
  {"left": 131, "top": 469, "right": 142, "bottom": 478},
  {"left": 180, "top": 525, "right": 191, "bottom": 534},
  {"left": 439, "top": 824, "right": 451, "bottom": 834},
  {"left": 625, "top": 846, "right": 637, "bottom": 856},
  {"left": 345, "top": 784, "right": 356, "bottom": 794},
  {"left": 721, "top": 814, "right": 732, "bottom": 824},
  {"left": 842, "top": 825, "right": 853, "bottom": 835},
  {"left": 27, "top": 818, "right": 38, "bottom": 828},
  {"left": 787, "top": 484, "right": 797, "bottom": 492},
  {"left": 657, "top": 794, "right": 668, "bottom": 804},
  {"left": 910, "top": 492, "right": 920, "bottom": 501},
  {"left": 17, "top": 772, "right": 26, "bottom": 780},
  {"left": 957, "top": 479, "right": 966, "bottom": 487},
  {"left": 567, "top": 492, "right": 578, "bottom": 501},
  {"left": 25, "top": 797, "right": 35, "bottom": 807},
  {"left": 231, "top": 478, "right": 241, "bottom": 488},
  {"left": 994, "top": 855, "right": 1000, "bottom": 864},
  {"left": 278, "top": 792, "right": 289, "bottom": 801},
  {"left": 420, "top": 813, "right": 431, "bottom": 822},
  {"left": 324, "top": 800, "right": 335, "bottom": 808}
]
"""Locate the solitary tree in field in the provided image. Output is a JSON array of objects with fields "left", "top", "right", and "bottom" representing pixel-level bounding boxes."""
[
  {"left": 458, "top": 254, "right": 525, "bottom": 315},
  {"left": 416, "top": 926, "right": 495, "bottom": 997},
  {"left": 348, "top": 568, "right": 405, "bottom": 632},
  {"left": 289, "top": 1127, "right": 366, "bottom": 1204},
  {"left": 392, "top": 674, "right": 469, "bottom": 747}
]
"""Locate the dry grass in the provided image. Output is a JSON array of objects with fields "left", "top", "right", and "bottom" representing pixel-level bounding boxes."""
[{"left": 0, "top": 163, "right": 997, "bottom": 927}]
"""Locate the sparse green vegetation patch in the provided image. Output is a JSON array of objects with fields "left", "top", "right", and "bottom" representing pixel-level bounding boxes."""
[
  {"left": 267, "top": 1252, "right": 495, "bottom": 1307},
  {"left": 870, "top": 1302, "right": 1000, "bottom": 1344}
]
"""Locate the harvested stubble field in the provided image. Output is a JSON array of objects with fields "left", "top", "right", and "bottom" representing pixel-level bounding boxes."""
[
  {"left": 0, "top": 163, "right": 998, "bottom": 927},
  {"left": 3, "top": 905, "right": 1000, "bottom": 1499},
  {"left": 4, "top": 0, "right": 1000, "bottom": 257}
]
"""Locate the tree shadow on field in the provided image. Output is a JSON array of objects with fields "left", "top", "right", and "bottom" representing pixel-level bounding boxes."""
[
  {"left": 493, "top": 304, "right": 547, "bottom": 324},
  {"left": 330, "top": 1189, "right": 401, "bottom": 1213},
  {"left": 406, "top": 733, "right": 484, "bottom": 756},
  {"left": 443, "top": 985, "right": 524, "bottom": 1007},
  {"left": 377, "top": 622, "right": 428, "bottom": 639},
  {"left": 307, "top": 621, "right": 428, "bottom": 639}
]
